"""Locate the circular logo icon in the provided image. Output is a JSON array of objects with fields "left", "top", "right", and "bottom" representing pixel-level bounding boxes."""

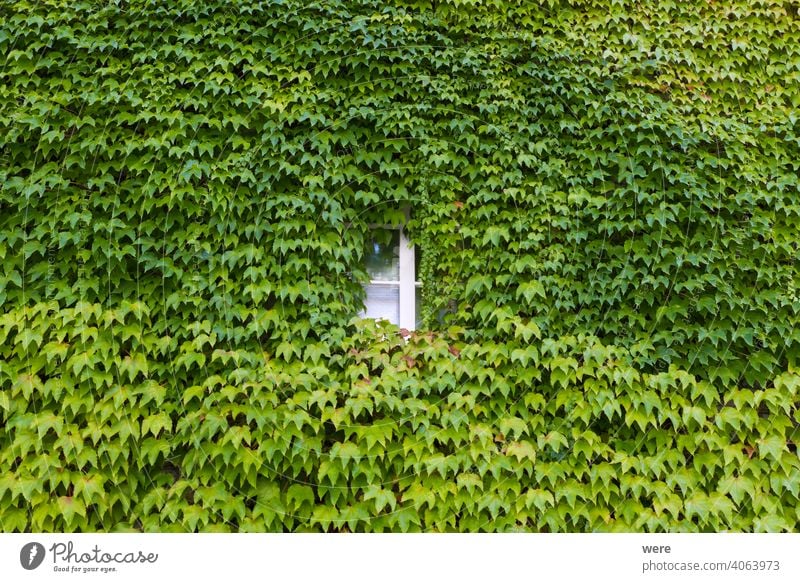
[{"left": 20, "top": 542, "right": 46, "bottom": 570}]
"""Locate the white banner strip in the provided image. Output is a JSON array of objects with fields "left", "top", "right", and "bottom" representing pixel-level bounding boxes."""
[{"left": 1, "top": 533, "right": 797, "bottom": 582}]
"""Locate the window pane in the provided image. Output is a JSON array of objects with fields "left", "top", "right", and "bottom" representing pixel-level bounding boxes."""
[
  {"left": 364, "top": 284, "right": 399, "bottom": 324},
  {"left": 365, "top": 228, "right": 399, "bottom": 281}
]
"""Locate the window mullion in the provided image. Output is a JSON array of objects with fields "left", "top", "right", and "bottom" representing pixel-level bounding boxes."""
[{"left": 398, "top": 226, "right": 415, "bottom": 330}]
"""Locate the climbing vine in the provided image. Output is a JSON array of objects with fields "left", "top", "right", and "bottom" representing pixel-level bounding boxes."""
[{"left": 0, "top": 0, "right": 798, "bottom": 532}]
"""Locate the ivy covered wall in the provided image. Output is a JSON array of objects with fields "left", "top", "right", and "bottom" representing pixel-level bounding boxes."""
[{"left": 1, "top": 0, "right": 799, "bottom": 531}]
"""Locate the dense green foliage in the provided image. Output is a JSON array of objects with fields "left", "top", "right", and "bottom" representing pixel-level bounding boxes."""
[{"left": 1, "top": 0, "right": 799, "bottom": 532}]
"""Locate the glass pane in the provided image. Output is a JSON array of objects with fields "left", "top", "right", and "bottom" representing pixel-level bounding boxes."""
[
  {"left": 364, "top": 284, "right": 399, "bottom": 324},
  {"left": 415, "top": 245, "right": 421, "bottom": 282},
  {"left": 365, "top": 228, "right": 399, "bottom": 281}
]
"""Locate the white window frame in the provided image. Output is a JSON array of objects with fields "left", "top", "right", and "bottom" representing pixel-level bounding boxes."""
[{"left": 362, "top": 221, "right": 421, "bottom": 330}]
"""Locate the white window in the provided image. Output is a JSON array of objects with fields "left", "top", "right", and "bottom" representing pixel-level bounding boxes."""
[{"left": 360, "top": 224, "right": 421, "bottom": 330}]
